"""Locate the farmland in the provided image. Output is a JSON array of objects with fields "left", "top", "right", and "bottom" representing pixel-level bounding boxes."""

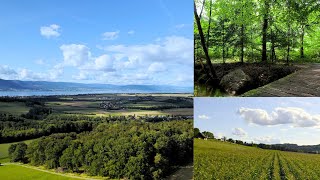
[
  {"left": 0, "top": 93, "right": 193, "bottom": 116},
  {"left": 194, "top": 139, "right": 320, "bottom": 179}
]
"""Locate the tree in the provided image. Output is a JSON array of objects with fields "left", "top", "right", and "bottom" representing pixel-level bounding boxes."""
[
  {"left": 194, "top": 1, "right": 218, "bottom": 84},
  {"left": 261, "top": 0, "right": 270, "bottom": 62},
  {"left": 194, "top": 128, "right": 201, "bottom": 138},
  {"left": 291, "top": 0, "right": 320, "bottom": 58},
  {"left": 9, "top": 142, "right": 28, "bottom": 163},
  {"left": 202, "top": 131, "right": 214, "bottom": 139}
]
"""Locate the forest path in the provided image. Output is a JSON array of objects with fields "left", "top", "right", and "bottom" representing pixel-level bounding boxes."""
[
  {"left": 165, "top": 163, "right": 193, "bottom": 180},
  {"left": 243, "top": 64, "right": 320, "bottom": 97}
]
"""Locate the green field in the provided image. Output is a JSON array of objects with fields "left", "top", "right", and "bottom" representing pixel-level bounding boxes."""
[
  {"left": 0, "top": 102, "right": 30, "bottom": 115},
  {"left": 0, "top": 164, "right": 78, "bottom": 180},
  {"left": 194, "top": 139, "right": 320, "bottom": 179},
  {"left": 0, "top": 139, "right": 34, "bottom": 162}
]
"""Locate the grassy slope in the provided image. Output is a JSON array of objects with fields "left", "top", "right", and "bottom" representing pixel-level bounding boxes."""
[
  {"left": 0, "top": 164, "right": 76, "bottom": 180},
  {"left": 0, "top": 139, "right": 35, "bottom": 162}
]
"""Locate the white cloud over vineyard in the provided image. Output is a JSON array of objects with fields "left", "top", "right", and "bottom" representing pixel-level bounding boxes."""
[{"left": 238, "top": 107, "right": 320, "bottom": 128}]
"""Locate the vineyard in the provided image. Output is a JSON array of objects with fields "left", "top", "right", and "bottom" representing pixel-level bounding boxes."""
[{"left": 194, "top": 139, "right": 320, "bottom": 179}]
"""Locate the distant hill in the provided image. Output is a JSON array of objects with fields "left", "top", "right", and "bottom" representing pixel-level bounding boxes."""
[
  {"left": 272, "top": 143, "right": 320, "bottom": 154},
  {"left": 0, "top": 79, "right": 192, "bottom": 93}
]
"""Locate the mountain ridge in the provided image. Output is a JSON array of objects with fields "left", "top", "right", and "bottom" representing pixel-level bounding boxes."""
[{"left": 0, "top": 79, "right": 192, "bottom": 93}]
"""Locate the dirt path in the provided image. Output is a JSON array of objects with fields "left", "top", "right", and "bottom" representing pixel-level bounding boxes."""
[
  {"left": 1, "top": 163, "right": 98, "bottom": 180},
  {"left": 165, "top": 163, "right": 193, "bottom": 180},
  {"left": 243, "top": 64, "right": 320, "bottom": 97}
]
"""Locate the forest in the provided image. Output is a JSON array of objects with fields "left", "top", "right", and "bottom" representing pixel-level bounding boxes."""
[
  {"left": 194, "top": 0, "right": 320, "bottom": 96},
  {"left": 8, "top": 120, "right": 193, "bottom": 179},
  {"left": 0, "top": 94, "right": 193, "bottom": 179}
]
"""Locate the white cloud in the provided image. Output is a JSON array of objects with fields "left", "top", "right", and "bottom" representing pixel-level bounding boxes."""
[
  {"left": 1, "top": 35, "right": 192, "bottom": 86},
  {"left": 40, "top": 24, "right": 60, "bottom": 38},
  {"left": 232, "top": 128, "right": 247, "bottom": 137},
  {"left": 72, "top": 71, "right": 94, "bottom": 80},
  {"left": 102, "top": 31, "right": 119, "bottom": 40},
  {"left": 147, "top": 62, "right": 166, "bottom": 73},
  {"left": 93, "top": 54, "right": 114, "bottom": 71},
  {"left": 253, "top": 136, "right": 281, "bottom": 144},
  {"left": 198, "top": 114, "right": 210, "bottom": 120},
  {"left": 238, "top": 107, "right": 320, "bottom": 128},
  {"left": 0, "top": 65, "right": 17, "bottom": 76},
  {"left": 0, "top": 63, "right": 63, "bottom": 81},
  {"left": 128, "top": 30, "right": 135, "bottom": 35},
  {"left": 60, "top": 44, "right": 91, "bottom": 67},
  {"left": 103, "top": 36, "right": 193, "bottom": 65}
]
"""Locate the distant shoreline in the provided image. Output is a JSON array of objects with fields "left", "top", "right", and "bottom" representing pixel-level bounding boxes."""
[{"left": 0, "top": 91, "right": 193, "bottom": 97}]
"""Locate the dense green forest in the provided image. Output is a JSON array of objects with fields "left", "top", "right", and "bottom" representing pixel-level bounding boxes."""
[
  {"left": 195, "top": 0, "right": 320, "bottom": 64},
  {"left": 8, "top": 120, "right": 193, "bottom": 179},
  {"left": 194, "top": 0, "right": 320, "bottom": 96}
]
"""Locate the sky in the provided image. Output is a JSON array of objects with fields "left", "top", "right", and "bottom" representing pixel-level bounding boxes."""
[
  {"left": 195, "top": 97, "right": 320, "bottom": 145},
  {"left": 0, "top": 0, "right": 193, "bottom": 86}
]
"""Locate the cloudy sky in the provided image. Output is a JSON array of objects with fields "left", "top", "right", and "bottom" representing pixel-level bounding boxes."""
[
  {"left": 195, "top": 98, "right": 320, "bottom": 145},
  {"left": 0, "top": 0, "right": 193, "bottom": 86}
]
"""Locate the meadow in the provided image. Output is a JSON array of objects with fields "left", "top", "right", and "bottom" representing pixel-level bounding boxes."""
[
  {"left": 194, "top": 138, "right": 320, "bottom": 179},
  {"left": 0, "top": 164, "right": 77, "bottom": 180}
]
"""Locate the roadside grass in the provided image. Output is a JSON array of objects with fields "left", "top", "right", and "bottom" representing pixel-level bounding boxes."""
[{"left": 0, "top": 164, "right": 77, "bottom": 180}]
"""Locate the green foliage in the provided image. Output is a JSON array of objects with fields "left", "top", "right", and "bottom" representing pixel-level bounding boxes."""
[
  {"left": 25, "top": 120, "right": 193, "bottom": 179},
  {"left": 8, "top": 142, "right": 28, "bottom": 163},
  {"left": 202, "top": 131, "right": 214, "bottom": 139},
  {"left": 195, "top": 0, "right": 320, "bottom": 63}
]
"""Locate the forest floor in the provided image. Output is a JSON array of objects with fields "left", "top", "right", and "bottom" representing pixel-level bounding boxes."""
[
  {"left": 243, "top": 63, "right": 320, "bottom": 96},
  {"left": 194, "top": 62, "right": 299, "bottom": 96}
]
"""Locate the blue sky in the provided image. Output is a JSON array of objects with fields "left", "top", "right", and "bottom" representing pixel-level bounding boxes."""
[
  {"left": 0, "top": 0, "right": 193, "bottom": 86},
  {"left": 195, "top": 98, "right": 320, "bottom": 145}
]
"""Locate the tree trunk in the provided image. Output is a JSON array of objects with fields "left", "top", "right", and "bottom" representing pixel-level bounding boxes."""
[
  {"left": 262, "top": 0, "right": 269, "bottom": 62},
  {"left": 241, "top": 24, "right": 244, "bottom": 63},
  {"left": 226, "top": 46, "right": 229, "bottom": 58},
  {"left": 194, "top": 2, "right": 218, "bottom": 82},
  {"left": 270, "top": 27, "right": 275, "bottom": 62},
  {"left": 287, "top": 27, "right": 290, "bottom": 64},
  {"left": 300, "top": 25, "right": 305, "bottom": 58},
  {"left": 240, "top": 1, "right": 245, "bottom": 63},
  {"left": 199, "top": 0, "right": 206, "bottom": 19},
  {"left": 222, "top": 19, "right": 225, "bottom": 63},
  {"left": 206, "top": 0, "right": 213, "bottom": 48}
]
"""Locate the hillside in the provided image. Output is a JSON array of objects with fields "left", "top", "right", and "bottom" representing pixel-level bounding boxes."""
[
  {"left": 0, "top": 79, "right": 192, "bottom": 93},
  {"left": 194, "top": 139, "right": 320, "bottom": 179}
]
